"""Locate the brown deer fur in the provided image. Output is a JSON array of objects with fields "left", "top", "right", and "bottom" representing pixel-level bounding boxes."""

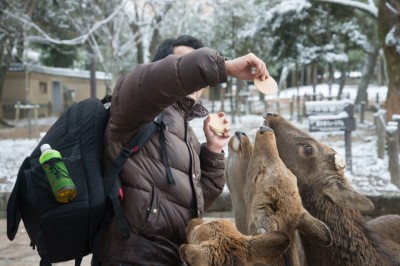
[
  {"left": 264, "top": 112, "right": 400, "bottom": 266},
  {"left": 226, "top": 127, "right": 332, "bottom": 266},
  {"left": 367, "top": 214, "right": 400, "bottom": 261},
  {"left": 179, "top": 218, "right": 290, "bottom": 266}
]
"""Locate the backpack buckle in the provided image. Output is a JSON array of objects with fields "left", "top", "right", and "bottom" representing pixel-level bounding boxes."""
[
  {"left": 122, "top": 145, "right": 140, "bottom": 157},
  {"left": 154, "top": 115, "right": 166, "bottom": 130}
]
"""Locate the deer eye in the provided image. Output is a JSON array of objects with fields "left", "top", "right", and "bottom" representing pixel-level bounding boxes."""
[{"left": 304, "top": 145, "right": 313, "bottom": 155}]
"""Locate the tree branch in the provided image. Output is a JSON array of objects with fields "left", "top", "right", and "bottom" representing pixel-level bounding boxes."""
[
  {"left": 316, "top": 0, "right": 378, "bottom": 18},
  {"left": 0, "top": 0, "right": 130, "bottom": 46},
  {"left": 386, "top": 2, "right": 399, "bottom": 15}
]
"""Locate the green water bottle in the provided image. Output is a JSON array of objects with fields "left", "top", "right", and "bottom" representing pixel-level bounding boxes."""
[{"left": 39, "top": 144, "right": 77, "bottom": 203}]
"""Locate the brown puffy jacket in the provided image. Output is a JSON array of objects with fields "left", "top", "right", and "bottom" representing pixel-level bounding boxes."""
[{"left": 99, "top": 48, "right": 227, "bottom": 265}]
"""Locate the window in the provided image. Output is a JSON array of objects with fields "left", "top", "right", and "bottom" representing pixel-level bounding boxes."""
[{"left": 39, "top": 82, "right": 47, "bottom": 94}]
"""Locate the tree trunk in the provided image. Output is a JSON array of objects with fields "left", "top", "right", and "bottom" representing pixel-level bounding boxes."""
[
  {"left": 379, "top": 0, "right": 400, "bottom": 121},
  {"left": 306, "top": 64, "right": 312, "bottom": 85},
  {"left": 337, "top": 62, "right": 347, "bottom": 100},
  {"left": 128, "top": 21, "right": 144, "bottom": 64},
  {"left": 136, "top": 37, "right": 144, "bottom": 64},
  {"left": 149, "top": 27, "right": 161, "bottom": 60},
  {"left": 328, "top": 63, "right": 334, "bottom": 97},
  {"left": 89, "top": 52, "right": 97, "bottom": 98},
  {"left": 148, "top": 3, "right": 173, "bottom": 61},
  {"left": 0, "top": 66, "right": 7, "bottom": 119},
  {"left": 309, "top": 63, "right": 316, "bottom": 100},
  {"left": 354, "top": 45, "right": 379, "bottom": 104},
  {"left": 0, "top": 36, "right": 13, "bottom": 120},
  {"left": 131, "top": 4, "right": 144, "bottom": 64}
]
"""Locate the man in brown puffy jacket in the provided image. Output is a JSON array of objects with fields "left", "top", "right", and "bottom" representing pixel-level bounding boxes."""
[{"left": 98, "top": 35, "right": 270, "bottom": 265}]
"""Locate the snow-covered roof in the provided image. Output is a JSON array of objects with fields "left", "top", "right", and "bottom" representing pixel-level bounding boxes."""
[{"left": 8, "top": 63, "right": 112, "bottom": 80}]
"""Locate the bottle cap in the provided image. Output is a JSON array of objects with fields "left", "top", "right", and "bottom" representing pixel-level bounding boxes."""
[{"left": 40, "top": 144, "right": 52, "bottom": 153}]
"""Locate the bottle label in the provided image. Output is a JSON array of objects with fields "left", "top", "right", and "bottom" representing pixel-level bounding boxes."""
[{"left": 42, "top": 157, "right": 75, "bottom": 194}]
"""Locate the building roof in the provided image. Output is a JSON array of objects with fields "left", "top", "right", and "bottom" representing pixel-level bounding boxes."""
[{"left": 8, "top": 63, "right": 112, "bottom": 80}]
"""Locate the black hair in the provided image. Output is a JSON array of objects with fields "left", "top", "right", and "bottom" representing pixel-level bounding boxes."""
[{"left": 151, "top": 35, "right": 204, "bottom": 62}]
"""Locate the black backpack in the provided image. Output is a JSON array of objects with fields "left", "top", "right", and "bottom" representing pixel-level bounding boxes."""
[{"left": 6, "top": 96, "right": 165, "bottom": 265}]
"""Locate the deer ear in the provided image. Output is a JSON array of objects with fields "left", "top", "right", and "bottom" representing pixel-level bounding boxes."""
[
  {"left": 248, "top": 231, "right": 290, "bottom": 264},
  {"left": 323, "top": 185, "right": 374, "bottom": 211},
  {"left": 180, "top": 244, "right": 210, "bottom": 266},
  {"left": 297, "top": 212, "right": 332, "bottom": 247}
]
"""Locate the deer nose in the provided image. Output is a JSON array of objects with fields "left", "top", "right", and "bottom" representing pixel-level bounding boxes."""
[
  {"left": 259, "top": 126, "right": 273, "bottom": 134},
  {"left": 262, "top": 112, "right": 277, "bottom": 119},
  {"left": 235, "top": 131, "right": 246, "bottom": 137}
]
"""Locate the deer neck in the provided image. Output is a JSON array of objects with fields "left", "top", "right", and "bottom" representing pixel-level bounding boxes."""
[{"left": 298, "top": 184, "right": 396, "bottom": 266}]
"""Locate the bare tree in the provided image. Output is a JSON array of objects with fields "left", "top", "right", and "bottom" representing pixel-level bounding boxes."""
[
  {"left": 0, "top": 0, "right": 41, "bottom": 123},
  {"left": 0, "top": 0, "right": 180, "bottom": 109}
]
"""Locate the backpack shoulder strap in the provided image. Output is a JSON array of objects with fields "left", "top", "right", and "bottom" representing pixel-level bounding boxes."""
[
  {"left": 93, "top": 114, "right": 170, "bottom": 263},
  {"left": 101, "top": 114, "right": 163, "bottom": 240},
  {"left": 102, "top": 115, "right": 161, "bottom": 196},
  {"left": 100, "top": 95, "right": 112, "bottom": 105},
  {"left": 157, "top": 113, "right": 176, "bottom": 186}
]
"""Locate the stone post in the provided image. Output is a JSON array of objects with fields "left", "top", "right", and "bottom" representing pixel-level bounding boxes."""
[
  {"left": 290, "top": 100, "right": 294, "bottom": 120},
  {"left": 387, "top": 121, "right": 400, "bottom": 188},
  {"left": 374, "top": 110, "right": 386, "bottom": 159},
  {"left": 392, "top": 114, "right": 400, "bottom": 146},
  {"left": 360, "top": 101, "right": 366, "bottom": 124}
]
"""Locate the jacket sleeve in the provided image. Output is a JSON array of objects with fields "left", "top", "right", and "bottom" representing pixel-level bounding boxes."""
[
  {"left": 109, "top": 47, "right": 227, "bottom": 136},
  {"left": 199, "top": 143, "right": 226, "bottom": 210}
]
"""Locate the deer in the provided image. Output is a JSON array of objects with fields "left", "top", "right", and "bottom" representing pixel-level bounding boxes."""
[
  {"left": 367, "top": 214, "right": 400, "bottom": 261},
  {"left": 225, "top": 126, "right": 332, "bottom": 266},
  {"left": 179, "top": 218, "right": 291, "bottom": 266},
  {"left": 263, "top": 112, "right": 400, "bottom": 266}
]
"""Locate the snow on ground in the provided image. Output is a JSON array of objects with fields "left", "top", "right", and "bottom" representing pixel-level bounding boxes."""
[{"left": 1, "top": 83, "right": 399, "bottom": 197}]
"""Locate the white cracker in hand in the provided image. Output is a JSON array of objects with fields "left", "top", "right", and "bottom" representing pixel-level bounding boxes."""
[
  {"left": 209, "top": 113, "right": 226, "bottom": 136},
  {"left": 254, "top": 76, "right": 278, "bottom": 95}
]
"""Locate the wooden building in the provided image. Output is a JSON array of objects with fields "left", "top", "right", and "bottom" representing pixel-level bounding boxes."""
[{"left": 2, "top": 63, "right": 111, "bottom": 119}]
